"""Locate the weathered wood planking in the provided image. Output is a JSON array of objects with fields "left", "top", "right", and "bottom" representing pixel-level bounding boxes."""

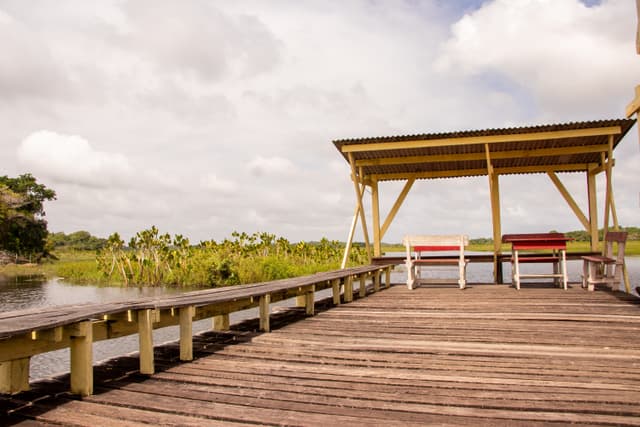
[
  {"left": 0, "top": 264, "right": 393, "bottom": 396},
  {"left": 3, "top": 283, "right": 640, "bottom": 426}
]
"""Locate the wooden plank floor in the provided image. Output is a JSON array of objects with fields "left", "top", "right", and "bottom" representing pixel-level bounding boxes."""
[{"left": 3, "top": 283, "right": 640, "bottom": 426}]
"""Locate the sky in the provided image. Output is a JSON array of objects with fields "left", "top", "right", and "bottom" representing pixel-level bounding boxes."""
[{"left": 1, "top": 0, "right": 639, "bottom": 243}]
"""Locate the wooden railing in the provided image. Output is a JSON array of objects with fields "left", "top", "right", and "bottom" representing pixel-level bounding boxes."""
[{"left": 0, "top": 264, "right": 394, "bottom": 396}]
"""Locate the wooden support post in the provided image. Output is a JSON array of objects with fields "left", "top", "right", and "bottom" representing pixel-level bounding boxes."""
[
  {"left": 212, "top": 314, "right": 230, "bottom": 331},
  {"left": 305, "top": 285, "right": 315, "bottom": 316},
  {"left": 385, "top": 266, "right": 391, "bottom": 289},
  {"left": 587, "top": 166, "right": 599, "bottom": 252},
  {"left": 341, "top": 205, "right": 359, "bottom": 269},
  {"left": 259, "top": 294, "right": 271, "bottom": 332},
  {"left": 371, "top": 178, "right": 382, "bottom": 257},
  {"left": 137, "top": 309, "right": 154, "bottom": 375},
  {"left": 344, "top": 275, "right": 354, "bottom": 302},
  {"left": 486, "top": 144, "right": 502, "bottom": 283},
  {"left": 359, "top": 274, "right": 367, "bottom": 298},
  {"left": 373, "top": 269, "right": 381, "bottom": 292},
  {"left": 0, "top": 358, "right": 30, "bottom": 394},
  {"left": 348, "top": 153, "right": 372, "bottom": 262},
  {"left": 179, "top": 306, "right": 194, "bottom": 362},
  {"left": 69, "top": 321, "right": 93, "bottom": 396},
  {"left": 295, "top": 295, "right": 306, "bottom": 308},
  {"left": 331, "top": 278, "right": 341, "bottom": 305}
]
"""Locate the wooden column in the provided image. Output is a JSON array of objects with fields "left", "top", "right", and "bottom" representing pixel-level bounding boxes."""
[
  {"left": 359, "top": 273, "right": 367, "bottom": 298},
  {"left": 70, "top": 321, "right": 93, "bottom": 396},
  {"left": 295, "top": 294, "right": 306, "bottom": 308},
  {"left": 587, "top": 166, "right": 599, "bottom": 252},
  {"left": 0, "top": 358, "right": 30, "bottom": 394},
  {"left": 385, "top": 266, "right": 391, "bottom": 289},
  {"left": 331, "top": 278, "right": 341, "bottom": 305},
  {"left": 348, "top": 153, "right": 372, "bottom": 262},
  {"left": 344, "top": 275, "right": 354, "bottom": 302},
  {"left": 137, "top": 309, "right": 154, "bottom": 375},
  {"left": 212, "top": 314, "right": 230, "bottom": 331},
  {"left": 373, "top": 269, "right": 381, "bottom": 292},
  {"left": 179, "top": 306, "right": 194, "bottom": 361},
  {"left": 259, "top": 294, "right": 271, "bottom": 332},
  {"left": 371, "top": 178, "right": 382, "bottom": 257},
  {"left": 486, "top": 144, "right": 502, "bottom": 283},
  {"left": 305, "top": 285, "right": 315, "bottom": 316}
]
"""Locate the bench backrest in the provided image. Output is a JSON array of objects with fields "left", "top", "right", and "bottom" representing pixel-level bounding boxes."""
[
  {"left": 403, "top": 235, "right": 469, "bottom": 260},
  {"left": 604, "top": 231, "right": 628, "bottom": 264}
]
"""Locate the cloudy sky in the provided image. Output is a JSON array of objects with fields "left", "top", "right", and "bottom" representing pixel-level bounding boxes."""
[{"left": 2, "top": 0, "right": 639, "bottom": 243}]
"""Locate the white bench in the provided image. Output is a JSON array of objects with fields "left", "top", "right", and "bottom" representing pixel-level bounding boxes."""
[{"left": 402, "top": 235, "right": 469, "bottom": 290}]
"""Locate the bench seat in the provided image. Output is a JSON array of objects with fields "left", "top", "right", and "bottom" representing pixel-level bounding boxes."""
[{"left": 403, "top": 234, "right": 469, "bottom": 290}]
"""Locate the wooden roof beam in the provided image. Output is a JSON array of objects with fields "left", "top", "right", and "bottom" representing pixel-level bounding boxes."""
[
  {"left": 354, "top": 144, "right": 609, "bottom": 167},
  {"left": 340, "top": 126, "right": 622, "bottom": 153},
  {"left": 371, "top": 163, "right": 589, "bottom": 181}
]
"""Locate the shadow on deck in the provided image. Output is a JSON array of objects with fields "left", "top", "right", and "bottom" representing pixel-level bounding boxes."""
[{"left": 3, "top": 282, "right": 640, "bottom": 426}]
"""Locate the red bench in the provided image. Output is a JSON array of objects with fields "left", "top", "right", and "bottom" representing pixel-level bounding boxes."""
[
  {"left": 403, "top": 235, "right": 469, "bottom": 290},
  {"left": 502, "top": 233, "right": 571, "bottom": 290}
]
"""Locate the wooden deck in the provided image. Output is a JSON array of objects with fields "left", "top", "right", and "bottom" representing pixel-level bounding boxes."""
[{"left": 3, "top": 283, "right": 640, "bottom": 426}]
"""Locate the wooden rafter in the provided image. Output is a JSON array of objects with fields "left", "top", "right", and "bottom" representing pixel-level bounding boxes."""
[
  {"left": 354, "top": 144, "right": 609, "bottom": 168},
  {"left": 371, "top": 163, "right": 589, "bottom": 182},
  {"left": 340, "top": 126, "right": 622, "bottom": 153}
]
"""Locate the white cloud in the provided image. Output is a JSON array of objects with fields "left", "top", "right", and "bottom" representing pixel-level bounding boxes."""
[
  {"left": 200, "top": 173, "right": 238, "bottom": 194},
  {"left": 17, "top": 130, "right": 132, "bottom": 188},
  {"left": 435, "top": 0, "right": 640, "bottom": 120},
  {"left": 247, "top": 156, "right": 297, "bottom": 177},
  {"left": 0, "top": 1, "right": 638, "bottom": 244}
]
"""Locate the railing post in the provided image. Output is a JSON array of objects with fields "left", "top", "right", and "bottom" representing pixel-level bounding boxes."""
[
  {"left": 213, "top": 314, "right": 230, "bottom": 331},
  {"left": 70, "top": 321, "right": 93, "bottom": 396},
  {"left": 179, "top": 306, "right": 194, "bottom": 361},
  {"left": 374, "top": 269, "right": 381, "bottom": 292},
  {"left": 305, "top": 285, "right": 315, "bottom": 316},
  {"left": 259, "top": 294, "right": 271, "bottom": 332},
  {"left": 344, "top": 275, "right": 354, "bottom": 302},
  {"left": 385, "top": 266, "right": 392, "bottom": 288},
  {"left": 331, "top": 278, "right": 341, "bottom": 305},
  {"left": 359, "top": 274, "right": 367, "bottom": 297},
  {"left": 137, "top": 309, "right": 154, "bottom": 375},
  {"left": 0, "top": 358, "right": 30, "bottom": 394}
]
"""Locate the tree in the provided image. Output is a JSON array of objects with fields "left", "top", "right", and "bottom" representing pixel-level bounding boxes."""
[{"left": 0, "top": 174, "right": 56, "bottom": 258}]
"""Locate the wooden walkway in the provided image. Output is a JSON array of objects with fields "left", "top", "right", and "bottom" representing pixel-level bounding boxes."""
[{"left": 3, "top": 283, "right": 640, "bottom": 426}]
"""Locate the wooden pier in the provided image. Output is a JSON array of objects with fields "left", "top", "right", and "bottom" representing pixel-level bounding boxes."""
[{"left": 3, "top": 280, "right": 640, "bottom": 426}]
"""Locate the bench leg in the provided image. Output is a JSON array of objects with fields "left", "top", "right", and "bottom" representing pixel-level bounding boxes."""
[
  {"left": 581, "top": 260, "right": 588, "bottom": 288},
  {"left": 561, "top": 250, "right": 567, "bottom": 290},
  {"left": 513, "top": 251, "right": 521, "bottom": 290},
  {"left": 458, "top": 262, "right": 466, "bottom": 289},
  {"left": 587, "top": 262, "right": 597, "bottom": 292},
  {"left": 406, "top": 262, "right": 416, "bottom": 290}
]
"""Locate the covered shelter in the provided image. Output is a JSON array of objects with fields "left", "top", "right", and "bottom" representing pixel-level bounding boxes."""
[{"left": 333, "top": 118, "right": 636, "bottom": 289}]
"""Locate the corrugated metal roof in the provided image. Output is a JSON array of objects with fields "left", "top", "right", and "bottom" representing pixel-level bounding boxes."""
[{"left": 333, "top": 119, "right": 636, "bottom": 181}]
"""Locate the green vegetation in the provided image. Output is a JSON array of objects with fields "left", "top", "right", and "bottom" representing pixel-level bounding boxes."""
[
  {"left": 93, "top": 228, "right": 367, "bottom": 287},
  {"left": 3, "top": 228, "right": 363, "bottom": 287},
  {"left": 48, "top": 231, "right": 107, "bottom": 251},
  {"left": 2, "top": 225, "right": 638, "bottom": 286},
  {"left": 0, "top": 174, "right": 56, "bottom": 259}
]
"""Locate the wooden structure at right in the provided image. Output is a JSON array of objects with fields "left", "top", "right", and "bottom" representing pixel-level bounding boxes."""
[{"left": 334, "top": 118, "right": 636, "bottom": 291}]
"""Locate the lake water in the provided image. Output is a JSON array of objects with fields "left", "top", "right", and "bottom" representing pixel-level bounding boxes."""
[{"left": 1, "top": 257, "right": 639, "bottom": 381}]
